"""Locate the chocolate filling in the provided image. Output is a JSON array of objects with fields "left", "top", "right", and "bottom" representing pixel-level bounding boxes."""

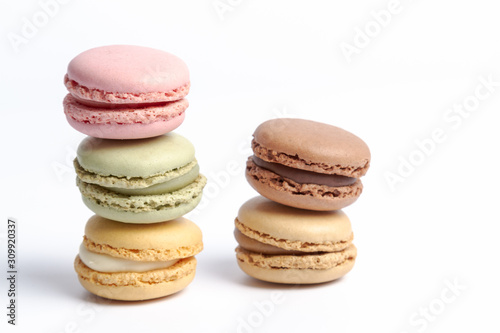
[{"left": 252, "top": 156, "right": 357, "bottom": 187}]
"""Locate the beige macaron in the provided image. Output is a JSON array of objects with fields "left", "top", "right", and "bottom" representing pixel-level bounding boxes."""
[
  {"left": 74, "top": 215, "right": 203, "bottom": 301},
  {"left": 234, "top": 196, "right": 357, "bottom": 284}
]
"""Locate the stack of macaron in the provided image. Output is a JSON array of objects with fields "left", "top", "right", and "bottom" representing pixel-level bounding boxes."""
[
  {"left": 63, "top": 45, "right": 206, "bottom": 301},
  {"left": 234, "top": 118, "right": 370, "bottom": 284}
]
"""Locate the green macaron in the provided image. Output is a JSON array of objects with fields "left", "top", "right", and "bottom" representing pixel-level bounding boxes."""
[{"left": 74, "top": 133, "right": 207, "bottom": 223}]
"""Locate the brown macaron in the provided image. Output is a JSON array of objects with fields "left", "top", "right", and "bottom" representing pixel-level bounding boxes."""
[{"left": 246, "top": 118, "right": 370, "bottom": 211}]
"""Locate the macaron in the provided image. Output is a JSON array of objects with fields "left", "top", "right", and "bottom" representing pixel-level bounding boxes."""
[
  {"left": 74, "top": 215, "right": 203, "bottom": 301},
  {"left": 234, "top": 196, "right": 357, "bottom": 284},
  {"left": 64, "top": 45, "right": 190, "bottom": 139},
  {"left": 246, "top": 118, "right": 370, "bottom": 211},
  {"left": 74, "top": 133, "right": 207, "bottom": 223}
]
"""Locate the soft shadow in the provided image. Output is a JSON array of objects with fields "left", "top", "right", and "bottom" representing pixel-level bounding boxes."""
[
  {"left": 28, "top": 258, "right": 82, "bottom": 300},
  {"left": 197, "top": 254, "right": 242, "bottom": 285}
]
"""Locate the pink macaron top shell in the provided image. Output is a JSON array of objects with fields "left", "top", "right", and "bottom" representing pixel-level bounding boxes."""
[{"left": 65, "top": 45, "right": 190, "bottom": 104}]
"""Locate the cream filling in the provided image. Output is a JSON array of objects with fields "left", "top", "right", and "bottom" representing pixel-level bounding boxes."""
[
  {"left": 107, "top": 164, "right": 199, "bottom": 195},
  {"left": 79, "top": 244, "right": 178, "bottom": 273}
]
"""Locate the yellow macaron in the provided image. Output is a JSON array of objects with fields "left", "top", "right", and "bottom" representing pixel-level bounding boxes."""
[{"left": 74, "top": 215, "right": 203, "bottom": 301}]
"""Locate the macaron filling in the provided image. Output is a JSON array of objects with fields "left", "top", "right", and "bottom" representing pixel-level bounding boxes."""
[
  {"left": 252, "top": 156, "right": 357, "bottom": 187},
  {"left": 234, "top": 229, "right": 306, "bottom": 255},
  {"left": 79, "top": 244, "right": 179, "bottom": 273},
  {"left": 63, "top": 94, "right": 188, "bottom": 125},
  {"left": 74, "top": 158, "right": 199, "bottom": 190},
  {"left": 107, "top": 164, "right": 200, "bottom": 195}
]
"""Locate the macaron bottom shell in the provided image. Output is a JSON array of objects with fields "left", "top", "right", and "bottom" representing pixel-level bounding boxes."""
[
  {"left": 81, "top": 190, "right": 203, "bottom": 224},
  {"left": 235, "top": 246, "right": 356, "bottom": 284},
  {"left": 75, "top": 256, "right": 196, "bottom": 301},
  {"left": 65, "top": 112, "right": 185, "bottom": 140},
  {"left": 78, "top": 174, "right": 206, "bottom": 223}
]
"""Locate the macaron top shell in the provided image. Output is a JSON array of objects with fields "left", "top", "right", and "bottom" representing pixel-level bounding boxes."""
[
  {"left": 85, "top": 215, "right": 202, "bottom": 252},
  {"left": 77, "top": 133, "right": 195, "bottom": 178},
  {"left": 237, "top": 196, "right": 353, "bottom": 244},
  {"left": 253, "top": 118, "right": 370, "bottom": 177},
  {"left": 66, "top": 45, "right": 189, "bottom": 96}
]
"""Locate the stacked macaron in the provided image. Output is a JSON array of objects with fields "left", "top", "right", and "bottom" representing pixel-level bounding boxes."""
[
  {"left": 64, "top": 45, "right": 206, "bottom": 300},
  {"left": 234, "top": 118, "right": 370, "bottom": 284}
]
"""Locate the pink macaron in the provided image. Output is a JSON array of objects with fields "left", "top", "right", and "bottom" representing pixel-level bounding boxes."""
[{"left": 63, "top": 45, "right": 190, "bottom": 139}]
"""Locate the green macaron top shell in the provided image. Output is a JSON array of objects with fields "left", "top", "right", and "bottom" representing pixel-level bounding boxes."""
[{"left": 77, "top": 133, "right": 195, "bottom": 178}]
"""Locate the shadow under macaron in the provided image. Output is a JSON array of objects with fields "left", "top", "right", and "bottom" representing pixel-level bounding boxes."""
[{"left": 195, "top": 252, "right": 343, "bottom": 290}]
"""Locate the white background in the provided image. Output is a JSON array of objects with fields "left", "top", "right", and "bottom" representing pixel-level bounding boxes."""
[{"left": 1, "top": 0, "right": 499, "bottom": 332}]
